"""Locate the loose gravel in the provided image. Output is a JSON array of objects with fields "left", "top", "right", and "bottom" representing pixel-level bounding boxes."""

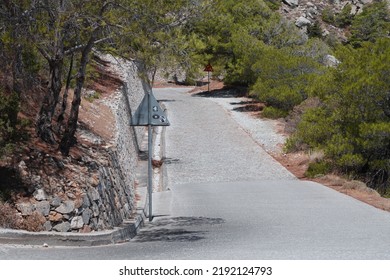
[{"left": 210, "top": 97, "right": 287, "bottom": 155}]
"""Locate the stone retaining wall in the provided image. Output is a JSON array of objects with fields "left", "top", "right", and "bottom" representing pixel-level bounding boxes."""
[{"left": 15, "top": 56, "right": 148, "bottom": 232}]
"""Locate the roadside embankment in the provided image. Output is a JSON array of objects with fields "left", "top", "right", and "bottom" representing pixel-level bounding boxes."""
[{"left": 0, "top": 55, "right": 151, "bottom": 242}]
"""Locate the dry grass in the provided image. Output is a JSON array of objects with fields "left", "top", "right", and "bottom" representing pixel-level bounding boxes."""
[
  {"left": 0, "top": 203, "right": 22, "bottom": 229},
  {"left": 20, "top": 212, "right": 45, "bottom": 232},
  {"left": 0, "top": 203, "right": 44, "bottom": 231},
  {"left": 308, "top": 149, "right": 325, "bottom": 163}
]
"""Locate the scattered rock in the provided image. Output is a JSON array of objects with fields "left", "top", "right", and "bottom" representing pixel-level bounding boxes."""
[
  {"left": 74, "top": 198, "right": 83, "bottom": 209},
  {"left": 283, "top": 0, "right": 299, "bottom": 7},
  {"left": 53, "top": 222, "right": 71, "bottom": 232},
  {"left": 82, "top": 209, "right": 93, "bottom": 224},
  {"left": 55, "top": 201, "right": 75, "bottom": 214},
  {"left": 91, "top": 201, "right": 100, "bottom": 217},
  {"left": 49, "top": 211, "right": 63, "bottom": 222},
  {"left": 66, "top": 192, "right": 76, "bottom": 199},
  {"left": 82, "top": 194, "right": 91, "bottom": 208},
  {"left": 18, "top": 161, "right": 28, "bottom": 177},
  {"left": 88, "top": 187, "right": 100, "bottom": 202},
  {"left": 33, "top": 189, "right": 48, "bottom": 201},
  {"left": 43, "top": 221, "right": 52, "bottom": 231},
  {"left": 295, "top": 16, "right": 312, "bottom": 28},
  {"left": 31, "top": 175, "right": 41, "bottom": 184},
  {"left": 324, "top": 54, "right": 340, "bottom": 67},
  {"left": 88, "top": 161, "right": 99, "bottom": 171},
  {"left": 35, "top": 201, "right": 51, "bottom": 216},
  {"left": 16, "top": 203, "right": 35, "bottom": 216},
  {"left": 79, "top": 225, "right": 92, "bottom": 233},
  {"left": 50, "top": 196, "right": 62, "bottom": 208},
  {"left": 71, "top": 216, "right": 84, "bottom": 230}
]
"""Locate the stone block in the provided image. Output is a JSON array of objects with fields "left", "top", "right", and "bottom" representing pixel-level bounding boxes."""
[
  {"left": 53, "top": 222, "right": 71, "bottom": 232},
  {"left": 71, "top": 216, "right": 84, "bottom": 230},
  {"left": 35, "top": 201, "right": 51, "bottom": 216},
  {"left": 16, "top": 203, "right": 35, "bottom": 216},
  {"left": 55, "top": 200, "right": 75, "bottom": 214}
]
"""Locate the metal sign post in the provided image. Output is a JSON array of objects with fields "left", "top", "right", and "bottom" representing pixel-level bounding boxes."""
[
  {"left": 147, "top": 92, "right": 153, "bottom": 222},
  {"left": 131, "top": 91, "right": 170, "bottom": 221},
  {"left": 204, "top": 63, "right": 213, "bottom": 93},
  {"left": 208, "top": 71, "right": 210, "bottom": 92}
]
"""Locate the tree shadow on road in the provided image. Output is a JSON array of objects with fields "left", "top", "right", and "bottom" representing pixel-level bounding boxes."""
[
  {"left": 133, "top": 216, "right": 225, "bottom": 243},
  {"left": 193, "top": 86, "right": 248, "bottom": 98}
]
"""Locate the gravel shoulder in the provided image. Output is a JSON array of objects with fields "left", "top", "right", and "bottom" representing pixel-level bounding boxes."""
[{"left": 209, "top": 97, "right": 287, "bottom": 155}]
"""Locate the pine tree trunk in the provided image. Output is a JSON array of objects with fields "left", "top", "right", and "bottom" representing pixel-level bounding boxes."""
[
  {"left": 36, "top": 58, "right": 63, "bottom": 144},
  {"left": 58, "top": 54, "right": 74, "bottom": 123},
  {"left": 60, "top": 35, "right": 96, "bottom": 155}
]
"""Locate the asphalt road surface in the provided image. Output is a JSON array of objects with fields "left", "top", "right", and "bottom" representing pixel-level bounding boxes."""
[{"left": 1, "top": 87, "right": 390, "bottom": 260}]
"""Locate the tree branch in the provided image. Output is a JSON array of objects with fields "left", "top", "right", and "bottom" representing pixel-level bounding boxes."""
[{"left": 64, "top": 37, "right": 112, "bottom": 55}]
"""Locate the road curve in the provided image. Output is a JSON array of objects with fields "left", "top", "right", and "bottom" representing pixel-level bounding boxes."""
[{"left": 1, "top": 87, "right": 390, "bottom": 260}]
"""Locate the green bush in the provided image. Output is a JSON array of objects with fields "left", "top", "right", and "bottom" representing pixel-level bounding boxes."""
[
  {"left": 254, "top": 84, "right": 304, "bottom": 111},
  {"left": 287, "top": 39, "right": 390, "bottom": 191},
  {"left": 322, "top": 8, "right": 335, "bottom": 24},
  {"left": 308, "top": 21, "right": 323, "bottom": 39},
  {"left": 264, "top": 0, "right": 281, "bottom": 10},
  {"left": 305, "top": 161, "right": 331, "bottom": 178},
  {"left": 335, "top": 4, "right": 354, "bottom": 28},
  {"left": 349, "top": 1, "right": 390, "bottom": 47},
  {"left": 262, "top": 106, "right": 288, "bottom": 119},
  {"left": 288, "top": 107, "right": 333, "bottom": 150}
]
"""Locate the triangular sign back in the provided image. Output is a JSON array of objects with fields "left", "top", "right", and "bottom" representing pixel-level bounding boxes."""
[{"left": 131, "top": 93, "right": 170, "bottom": 126}]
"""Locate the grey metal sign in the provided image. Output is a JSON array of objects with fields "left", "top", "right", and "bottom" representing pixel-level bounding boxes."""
[
  {"left": 131, "top": 92, "right": 170, "bottom": 126},
  {"left": 130, "top": 91, "right": 170, "bottom": 222}
]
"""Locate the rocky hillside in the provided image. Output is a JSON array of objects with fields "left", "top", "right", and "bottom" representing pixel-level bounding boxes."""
[{"left": 279, "top": 0, "right": 378, "bottom": 40}]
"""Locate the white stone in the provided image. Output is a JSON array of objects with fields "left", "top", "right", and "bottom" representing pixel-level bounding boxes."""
[
  {"left": 71, "top": 216, "right": 84, "bottom": 229},
  {"left": 324, "top": 55, "right": 340, "bottom": 67},
  {"left": 283, "top": 0, "right": 299, "bottom": 7},
  {"left": 295, "top": 16, "right": 312, "bottom": 28},
  {"left": 33, "top": 189, "right": 48, "bottom": 201}
]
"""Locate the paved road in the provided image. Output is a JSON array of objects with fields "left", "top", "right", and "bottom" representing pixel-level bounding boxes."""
[{"left": 1, "top": 88, "right": 390, "bottom": 259}]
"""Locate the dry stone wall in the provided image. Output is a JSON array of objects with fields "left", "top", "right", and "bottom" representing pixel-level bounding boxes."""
[{"left": 14, "top": 56, "right": 148, "bottom": 232}]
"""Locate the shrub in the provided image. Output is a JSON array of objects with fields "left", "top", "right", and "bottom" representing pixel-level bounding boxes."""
[
  {"left": 349, "top": 1, "right": 390, "bottom": 47},
  {"left": 308, "top": 21, "right": 323, "bottom": 39},
  {"left": 0, "top": 203, "right": 45, "bottom": 231},
  {"left": 20, "top": 212, "right": 45, "bottom": 232},
  {"left": 254, "top": 84, "right": 305, "bottom": 112},
  {"left": 322, "top": 8, "right": 335, "bottom": 24},
  {"left": 287, "top": 39, "right": 390, "bottom": 192},
  {"left": 264, "top": 0, "right": 281, "bottom": 11},
  {"left": 305, "top": 161, "right": 331, "bottom": 178},
  {"left": 262, "top": 106, "right": 288, "bottom": 119},
  {"left": 0, "top": 203, "right": 22, "bottom": 229},
  {"left": 335, "top": 4, "right": 354, "bottom": 28}
]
